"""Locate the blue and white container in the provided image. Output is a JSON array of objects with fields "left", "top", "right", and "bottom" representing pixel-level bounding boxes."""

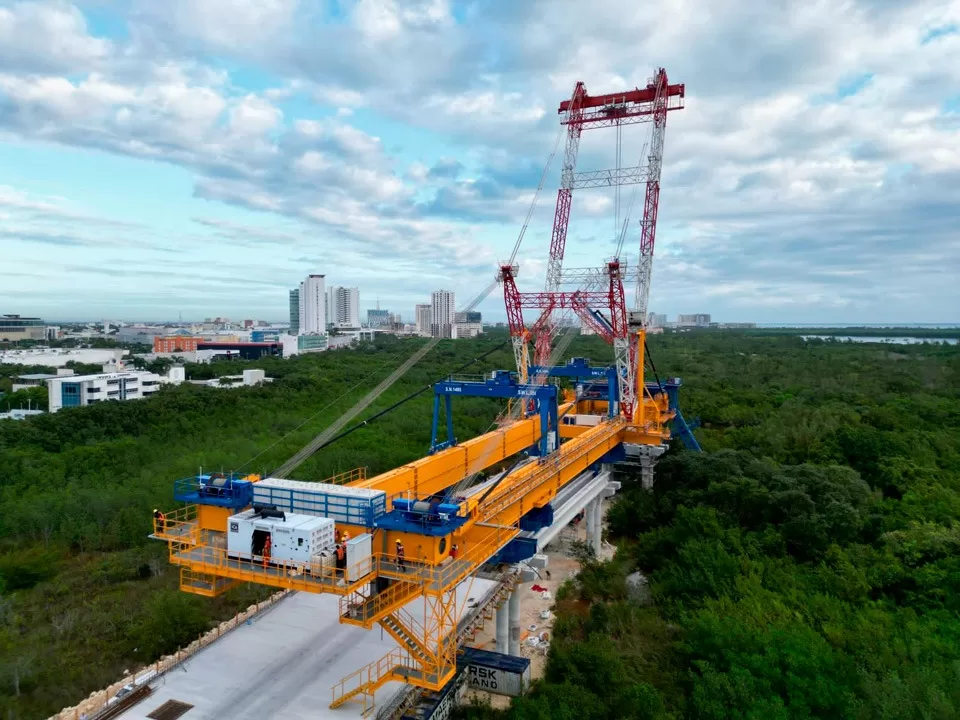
[{"left": 252, "top": 478, "right": 387, "bottom": 527}]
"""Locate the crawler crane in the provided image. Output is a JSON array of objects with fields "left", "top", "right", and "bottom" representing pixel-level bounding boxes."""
[{"left": 152, "top": 69, "right": 686, "bottom": 715}]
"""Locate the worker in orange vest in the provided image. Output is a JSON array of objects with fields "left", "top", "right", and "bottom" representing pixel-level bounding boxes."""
[
  {"left": 335, "top": 543, "right": 346, "bottom": 572},
  {"left": 396, "top": 540, "right": 406, "bottom": 572},
  {"left": 153, "top": 509, "right": 165, "bottom": 533},
  {"left": 263, "top": 535, "right": 272, "bottom": 566}
]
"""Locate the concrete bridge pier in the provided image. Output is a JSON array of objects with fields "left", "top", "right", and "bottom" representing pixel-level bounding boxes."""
[
  {"left": 495, "top": 601, "right": 509, "bottom": 654},
  {"left": 508, "top": 588, "right": 521, "bottom": 656}
]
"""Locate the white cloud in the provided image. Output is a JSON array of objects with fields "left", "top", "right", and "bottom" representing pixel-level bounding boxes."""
[
  {"left": 0, "top": 1, "right": 110, "bottom": 73},
  {"left": 229, "top": 94, "right": 282, "bottom": 136}
]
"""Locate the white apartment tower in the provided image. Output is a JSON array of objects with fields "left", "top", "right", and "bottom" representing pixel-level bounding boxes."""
[
  {"left": 298, "top": 274, "right": 327, "bottom": 336},
  {"left": 430, "top": 290, "right": 455, "bottom": 339},
  {"left": 415, "top": 304, "right": 432, "bottom": 335},
  {"left": 326, "top": 286, "right": 361, "bottom": 327}
]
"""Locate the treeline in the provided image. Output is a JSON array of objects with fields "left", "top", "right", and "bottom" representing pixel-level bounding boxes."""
[{"left": 458, "top": 331, "right": 960, "bottom": 719}]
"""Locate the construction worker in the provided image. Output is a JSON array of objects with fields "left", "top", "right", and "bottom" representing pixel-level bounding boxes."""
[
  {"left": 153, "top": 508, "right": 165, "bottom": 533},
  {"left": 449, "top": 544, "right": 459, "bottom": 560},
  {"left": 396, "top": 540, "right": 406, "bottom": 572},
  {"left": 335, "top": 543, "right": 346, "bottom": 572},
  {"left": 342, "top": 530, "right": 350, "bottom": 543},
  {"left": 263, "top": 535, "right": 272, "bottom": 566},
  {"left": 335, "top": 528, "right": 342, "bottom": 544}
]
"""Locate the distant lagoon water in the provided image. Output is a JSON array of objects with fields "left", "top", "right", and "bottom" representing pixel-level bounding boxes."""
[{"left": 801, "top": 335, "right": 959, "bottom": 346}]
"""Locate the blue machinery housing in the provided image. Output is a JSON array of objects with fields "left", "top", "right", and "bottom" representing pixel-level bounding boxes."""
[{"left": 174, "top": 473, "right": 254, "bottom": 509}]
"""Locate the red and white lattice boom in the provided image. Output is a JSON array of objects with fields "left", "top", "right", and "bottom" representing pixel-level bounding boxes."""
[{"left": 500, "top": 68, "right": 684, "bottom": 421}]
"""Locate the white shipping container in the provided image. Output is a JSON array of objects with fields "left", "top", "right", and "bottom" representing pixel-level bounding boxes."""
[
  {"left": 573, "top": 414, "right": 602, "bottom": 427},
  {"left": 227, "top": 510, "right": 335, "bottom": 564}
]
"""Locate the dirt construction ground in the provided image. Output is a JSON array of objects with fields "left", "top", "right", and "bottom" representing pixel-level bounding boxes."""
[{"left": 462, "top": 499, "right": 616, "bottom": 709}]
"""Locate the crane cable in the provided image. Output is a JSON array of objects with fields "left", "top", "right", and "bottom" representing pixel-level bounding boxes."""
[
  {"left": 509, "top": 124, "right": 565, "bottom": 266},
  {"left": 279, "top": 340, "right": 509, "bottom": 467}
]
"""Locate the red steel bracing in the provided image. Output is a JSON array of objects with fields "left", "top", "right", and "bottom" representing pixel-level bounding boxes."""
[
  {"left": 546, "top": 82, "right": 587, "bottom": 291},
  {"left": 531, "top": 303, "right": 555, "bottom": 369},
  {"left": 607, "top": 261, "right": 628, "bottom": 338},
  {"left": 500, "top": 265, "right": 526, "bottom": 339},
  {"left": 570, "top": 298, "right": 613, "bottom": 343}
]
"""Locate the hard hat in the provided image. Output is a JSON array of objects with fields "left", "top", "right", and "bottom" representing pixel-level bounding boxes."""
[
  {"left": 153, "top": 508, "right": 158, "bottom": 513},
  {"left": 396, "top": 539, "right": 402, "bottom": 545}
]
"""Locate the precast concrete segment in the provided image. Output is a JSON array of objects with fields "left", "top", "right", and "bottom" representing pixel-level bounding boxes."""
[
  {"left": 496, "top": 605, "right": 509, "bottom": 654},
  {"left": 533, "top": 470, "right": 611, "bottom": 551},
  {"left": 116, "top": 579, "right": 495, "bottom": 720},
  {"left": 508, "top": 589, "right": 521, "bottom": 657}
]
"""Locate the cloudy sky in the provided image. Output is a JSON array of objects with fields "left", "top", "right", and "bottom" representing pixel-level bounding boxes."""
[{"left": 1, "top": 0, "right": 959, "bottom": 324}]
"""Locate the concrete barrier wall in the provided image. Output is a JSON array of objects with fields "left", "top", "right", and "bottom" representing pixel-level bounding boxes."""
[{"left": 49, "top": 590, "right": 291, "bottom": 720}]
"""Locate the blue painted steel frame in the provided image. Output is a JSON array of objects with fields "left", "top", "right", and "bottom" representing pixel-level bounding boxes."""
[
  {"left": 430, "top": 370, "right": 559, "bottom": 456},
  {"left": 647, "top": 377, "right": 701, "bottom": 451},
  {"left": 529, "top": 357, "right": 619, "bottom": 417},
  {"left": 174, "top": 474, "right": 254, "bottom": 509}
]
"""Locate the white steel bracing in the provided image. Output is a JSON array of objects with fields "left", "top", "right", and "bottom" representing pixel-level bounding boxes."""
[{"left": 571, "top": 165, "right": 651, "bottom": 189}]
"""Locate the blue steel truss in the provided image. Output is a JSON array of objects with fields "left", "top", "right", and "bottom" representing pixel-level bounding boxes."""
[{"left": 430, "top": 370, "right": 559, "bottom": 457}]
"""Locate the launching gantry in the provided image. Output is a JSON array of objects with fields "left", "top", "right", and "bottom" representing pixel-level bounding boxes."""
[
  {"left": 152, "top": 357, "right": 689, "bottom": 713},
  {"left": 153, "top": 67, "right": 689, "bottom": 715}
]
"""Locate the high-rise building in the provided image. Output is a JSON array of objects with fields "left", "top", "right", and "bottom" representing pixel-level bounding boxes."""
[
  {"left": 647, "top": 313, "right": 668, "bottom": 328},
  {"left": 288, "top": 289, "right": 300, "bottom": 335},
  {"left": 298, "top": 275, "right": 326, "bottom": 336},
  {"left": 430, "top": 290, "right": 455, "bottom": 339},
  {"left": 327, "top": 286, "right": 361, "bottom": 327},
  {"left": 415, "top": 304, "right": 432, "bottom": 335}
]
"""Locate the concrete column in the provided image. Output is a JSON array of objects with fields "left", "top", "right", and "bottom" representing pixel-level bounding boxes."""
[
  {"left": 495, "top": 603, "right": 509, "bottom": 654},
  {"left": 584, "top": 500, "right": 595, "bottom": 543},
  {"left": 592, "top": 499, "right": 603, "bottom": 556},
  {"left": 508, "top": 589, "right": 521, "bottom": 656}
]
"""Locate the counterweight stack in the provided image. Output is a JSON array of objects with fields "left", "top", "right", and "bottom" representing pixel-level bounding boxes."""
[{"left": 500, "top": 68, "right": 684, "bottom": 420}]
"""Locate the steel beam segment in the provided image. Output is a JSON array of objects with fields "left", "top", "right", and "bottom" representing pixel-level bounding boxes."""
[{"left": 571, "top": 165, "right": 651, "bottom": 189}]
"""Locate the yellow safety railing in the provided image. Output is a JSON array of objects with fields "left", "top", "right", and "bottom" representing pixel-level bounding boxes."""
[
  {"left": 327, "top": 467, "right": 367, "bottom": 485},
  {"left": 380, "top": 609, "right": 433, "bottom": 664},
  {"left": 478, "top": 417, "right": 625, "bottom": 523},
  {"left": 169, "top": 543, "right": 358, "bottom": 593},
  {"left": 331, "top": 648, "right": 418, "bottom": 710},
  {"left": 153, "top": 504, "right": 199, "bottom": 544},
  {"left": 339, "top": 572, "right": 423, "bottom": 626}
]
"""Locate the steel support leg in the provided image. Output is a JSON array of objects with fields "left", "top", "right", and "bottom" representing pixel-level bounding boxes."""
[
  {"left": 496, "top": 603, "right": 509, "bottom": 654},
  {"left": 508, "top": 589, "right": 521, "bottom": 656}
]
